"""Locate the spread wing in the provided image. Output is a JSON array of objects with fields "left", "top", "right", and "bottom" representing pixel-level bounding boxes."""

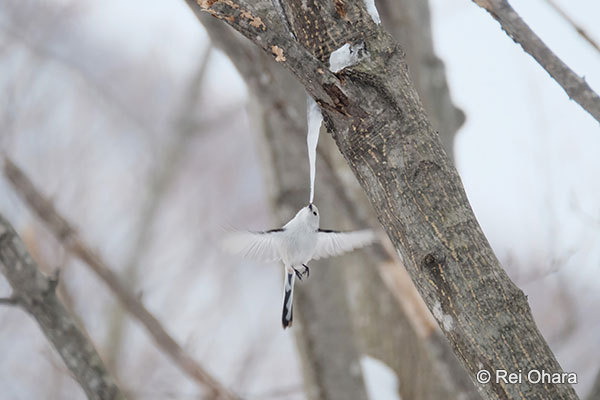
[
  {"left": 312, "top": 229, "right": 375, "bottom": 260},
  {"left": 222, "top": 229, "right": 284, "bottom": 262}
]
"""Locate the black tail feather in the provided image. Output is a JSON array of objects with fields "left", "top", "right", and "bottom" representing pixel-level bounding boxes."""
[{"left": 282, "top": 271, "right": 294, "bottom": 329}]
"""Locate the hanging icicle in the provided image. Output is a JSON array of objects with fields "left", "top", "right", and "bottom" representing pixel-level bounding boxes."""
[{"left": 306, "top": 95, "right": 323, "bottom": 204}]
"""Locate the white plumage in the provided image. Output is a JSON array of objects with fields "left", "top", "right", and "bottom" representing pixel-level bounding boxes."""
[
  {"left": 223, "top": 204, "right": 376, "bottom": 328},
  {"left": 313, "top": 229, "right": 375, "bottom": 260},
  {"left": 223, "top": 230, "right": 284, "bottom": 262}
]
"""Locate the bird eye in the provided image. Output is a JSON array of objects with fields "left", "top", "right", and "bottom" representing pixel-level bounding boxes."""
[{"left": 313, "top": 212, "right": 317, "bottom": 216}]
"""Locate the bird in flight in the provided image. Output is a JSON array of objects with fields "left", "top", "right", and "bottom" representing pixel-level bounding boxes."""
[{"left": 223, "top": 204, "right": 375, "bottom": 328}]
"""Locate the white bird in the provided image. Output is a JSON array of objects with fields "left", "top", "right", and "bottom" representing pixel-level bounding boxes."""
[{"left": 223, "top": 204, "right": 376, "bottom": 328}]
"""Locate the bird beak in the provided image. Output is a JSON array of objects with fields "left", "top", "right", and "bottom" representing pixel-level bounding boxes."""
[{"left": 308, "top": 204, "right": 313, "bottom": 210}]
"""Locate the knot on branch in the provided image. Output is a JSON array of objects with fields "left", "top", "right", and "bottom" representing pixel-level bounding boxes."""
[
  {"left": 506, "top": 287, "right": 530, "bottom": 315},
  {"left": 423, "top": 252, "right": 445, "bottom": 269},
  {"left": 422, "top": 250, "right": 452, "bottom": 296},
  {"left": 322, "top": 83, "right": 351, "bottom": 116},
  {"left": 408, "top": 159, "right": 442, "bottom": 185},
  {"left": 48, "top": 269, "right": 60, "bottom": 294}
]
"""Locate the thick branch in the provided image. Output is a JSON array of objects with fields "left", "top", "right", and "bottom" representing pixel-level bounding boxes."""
[
  {"left": 377, "top": 0, "right": 465, "bottom": 161},
  {"left": 194, "top": 1, "right": 578, "bottom": 398},
  {"left": 190, "top": 2, "right": 473, "bottom": 400},
  {"left": 0, "top": 215, "right": 125, "bottom": 400},
  {"left": 3, "top": 158, "right": 239, "bottom": 400},
  {"left": 473, "top": 0, "right": 600, "bottom": 123},
  {"left": 195, "top": 0, "right": 353, "bottom": 109}
]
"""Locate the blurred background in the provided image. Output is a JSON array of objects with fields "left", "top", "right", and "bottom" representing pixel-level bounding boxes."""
[{"left": 0, "top": 0, "right": 599, "bottom": 399}]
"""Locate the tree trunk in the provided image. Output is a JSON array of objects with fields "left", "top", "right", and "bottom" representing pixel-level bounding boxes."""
[
  {"left": 189, "top": 3, "right": 478, "bottom": 399},
  {"left": 192, "top": 1, "right": 578, "bottom": 399},
  {"left": 377, "top": 0, "right": 464, "bottom": 162}
]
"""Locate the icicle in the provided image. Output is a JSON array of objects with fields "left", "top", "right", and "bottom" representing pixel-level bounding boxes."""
[
  {"left": 363, "top": 0, "right": 381, "bottom": 24},
  {"left": 306, "top": 95, "right": 323, "bottom": 204}
]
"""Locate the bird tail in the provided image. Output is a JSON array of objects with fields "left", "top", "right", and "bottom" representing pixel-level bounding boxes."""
[{"left": 282, "top": 269, "right": 295, "bottom": 329}]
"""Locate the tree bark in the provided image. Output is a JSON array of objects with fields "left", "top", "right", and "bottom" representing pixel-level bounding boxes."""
[
  {"left": 187, "top": 4, "right": 481, "bottom": 399},
  {"left": 193, "top": 1, "right": 579, "bottom": 399},
  {"left": 377, "top": 0, "right": 465, "bottom": 161},
  {"left": 0, "top": 215, "right": 125, "bottom": 400}
]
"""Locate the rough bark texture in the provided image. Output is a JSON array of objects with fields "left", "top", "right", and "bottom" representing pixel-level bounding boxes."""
[
  {"left": 335, "top": 1, "right": 475, "bottom": 395},
  {"left": 194, "top": 1, "right": 578, "bottom": 399},
  {"left": 187, "top": 3, "right": 480, "bottom": 399},
  {"left": 3, "top": 159, "right": 239, "bottom": 400},
  {"left": 377, "top": 0, "right": 465, "bottom": 161},
  {"left": 473, "top": 0, "right": 600, "bottom": 124},
  {"left": 0, "top": 215, "right": 125, "bottom": 400}
]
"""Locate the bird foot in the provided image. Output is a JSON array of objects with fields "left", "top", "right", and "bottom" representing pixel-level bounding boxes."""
[
  {"left": 302, "top": 264, "right": 310, "bottom": 278},
  {"left": 293, "top": 267, "right": 303, "bottom": 281}
]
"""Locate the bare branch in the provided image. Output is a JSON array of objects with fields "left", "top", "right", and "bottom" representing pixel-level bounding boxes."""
[
  {"left": 3, "top": 158, "right": 239, "bottom": 400},
  {"left": 543, "top": 0, "right": 600, "bottom": 55},
  {"left": 473, "top": 0, "right": 600, "bottom": 123},
  {"left": 0, "top": 295, "right": 19, "bottom": 305},
  {"left": 0, "top": 215, "right": 125, "bottom": 400}
]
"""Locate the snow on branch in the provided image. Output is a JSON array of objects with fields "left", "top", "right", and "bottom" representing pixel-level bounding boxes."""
[
  {"left": 329, "top": 42, "right": 368, "bottom": 73},
  {"left": 363, "top": 0, "right": 381, "bottom": 24}
]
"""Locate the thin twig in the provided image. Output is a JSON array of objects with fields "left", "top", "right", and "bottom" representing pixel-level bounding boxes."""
[
  {"left": 3, "top": 158, "right": 239, "bottom": 400},
  {"left": 473, "top": 0, "right": 600, "bottom": 123},
  {"left": 0, "top": 215, "right": 125, "bottom": 400},
  {"left": 0, "top": 295, "right": 19, "bottom": 305},
  {"left": 543, "top": 0, "right": 600, "bottom": 55}
]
